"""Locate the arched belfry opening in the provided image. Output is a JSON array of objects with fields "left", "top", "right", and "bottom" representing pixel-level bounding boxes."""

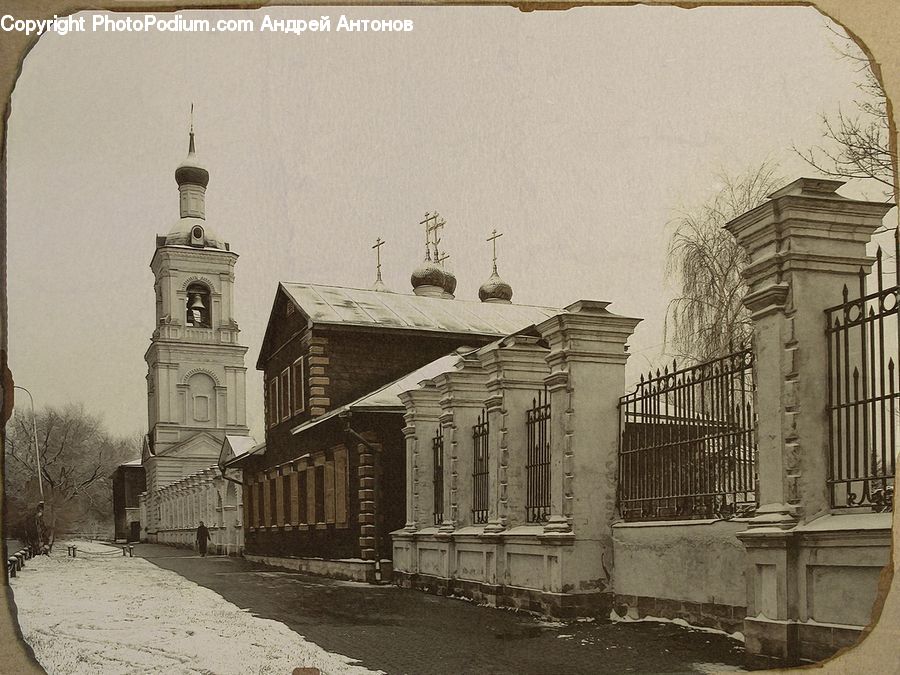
[{"left": 185, "top": 282, "right": 211, "bottom": 327}]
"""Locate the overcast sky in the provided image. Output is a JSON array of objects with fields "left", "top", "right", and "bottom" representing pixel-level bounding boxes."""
[{"left": 7, "top": 5, "right": 891, "bottom": 441}]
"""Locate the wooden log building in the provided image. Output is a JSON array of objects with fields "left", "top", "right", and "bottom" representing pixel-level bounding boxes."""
[{"left": 228, "top": 219, "right": 559, "bottom": 581}]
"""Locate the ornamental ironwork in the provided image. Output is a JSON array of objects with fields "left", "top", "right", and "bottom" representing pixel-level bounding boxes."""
[
  {"left": 525, "top": 389, "right": 551, "bottom": 523},
  {"left": 618, "top": 348, "right": 758, "bottom": 522},
  {"left": 472, "top": 410, "right": 490, "bottom": 524},
  {"left": 826, "top": 233, "right": 898, "bottom": 513},
  {"left": 433, "top": 424, "right": 444, "bottom": 525}
]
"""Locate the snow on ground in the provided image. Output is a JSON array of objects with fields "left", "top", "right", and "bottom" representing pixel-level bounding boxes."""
[
  {"left": 10, "top": 540, "right": 379, "bottom": 675},
  {"left": 610, "top": 609, "right": 746, "bottom": 642}
]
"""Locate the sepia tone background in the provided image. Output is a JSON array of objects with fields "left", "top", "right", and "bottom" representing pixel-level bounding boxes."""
[{"left": 1, "top": 1, "right": 899, "bottom": 673}]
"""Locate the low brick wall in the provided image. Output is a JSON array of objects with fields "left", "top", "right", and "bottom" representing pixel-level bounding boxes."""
[{"left": 611, "top": 519, "right": 749, "bottom": 633}]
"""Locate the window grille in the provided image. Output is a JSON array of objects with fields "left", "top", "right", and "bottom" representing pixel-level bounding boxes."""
[
  {"left": 433, "top": 425, "right": 444, "bottom": 525},
  {"left": 472, "top": 410, "right": 489, "bottom": 524},
  {"left": 525, "top": 389, "right": 551, "bottom": 523}
]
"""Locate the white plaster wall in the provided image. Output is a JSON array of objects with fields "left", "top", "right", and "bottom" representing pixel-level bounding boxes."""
[{"left": 612, "top": 520, "right": 749, "bottom": 608}]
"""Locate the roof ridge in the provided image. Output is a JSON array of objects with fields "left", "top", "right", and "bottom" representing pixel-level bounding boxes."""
[{"left": 279, "top": 280, "right": 560, "bottom": 311}]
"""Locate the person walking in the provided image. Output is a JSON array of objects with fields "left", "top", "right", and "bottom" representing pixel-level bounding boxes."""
[{"left": 196, "top": 521, "right": 211, "bottom": 557}]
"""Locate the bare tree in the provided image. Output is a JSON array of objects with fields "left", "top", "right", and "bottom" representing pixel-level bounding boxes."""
[
  {"left": 795, "top": 27, "right": 895, "bottom": 201},
  {"left": 665, "top": 162, "right": 783, "bottom": 363},
  {"left": 4, "top": 403, "right": 139, "bottom": 537}
]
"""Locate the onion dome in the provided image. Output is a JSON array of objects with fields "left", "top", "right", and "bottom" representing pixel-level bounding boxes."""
[
  {"left": 175, "top": 131, "right": 209, "bottom": 188},
  {"left": 411, "top": 249, "right": 446, "bottom": 298},
  {"left": 163, "top": 127, "right": 225, "bottom": 249},
  {"left": 441, "top": 267, "right": 457, "bottom": 299},
  {"left": 479, "top": 265, "right": 513, "bottom": 303}
]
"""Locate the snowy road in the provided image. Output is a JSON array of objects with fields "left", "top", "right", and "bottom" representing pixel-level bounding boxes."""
[{"left": 9, "top": 540, "right": 377, "bottom": 675}]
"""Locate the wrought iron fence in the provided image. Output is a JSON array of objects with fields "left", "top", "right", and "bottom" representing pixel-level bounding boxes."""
[
  {"left": 618, "top": 348, "right": 757, "bottom": 522},
  {"left": 826, "top": 234, "right": 898, "bottom": 512},
  {"left": 525, "top": 389, "right": 551, "bottom": 523},
  {"left": 433, "top": 424, "right": 444, "bottom": 525},
  {"left": 472, "top": 410, "right": 489, "bottom": 524}
]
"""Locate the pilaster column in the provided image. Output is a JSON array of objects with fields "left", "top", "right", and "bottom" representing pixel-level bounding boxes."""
[
  {"left": 400, "top": 411, "right": 418, "bottom": 531},
  {"left": 398, "top": 386, "right": 442, "bottom": 530},
  {"left": 726, "top": 178, "right": 892, "bottom": 525},
  {"left": 536, "top": 300, "right": 641, "bottom": 540},
  {"left": 477, "top": 336, "right": 551, "bottom": 532},
  {"left": 433, "top": 354, "right": 488, "bottom": 530}
]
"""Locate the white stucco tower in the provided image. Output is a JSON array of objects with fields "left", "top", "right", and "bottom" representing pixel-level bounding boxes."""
[{"left": 142, "top": 129, "right": 250, "bottom": 499}]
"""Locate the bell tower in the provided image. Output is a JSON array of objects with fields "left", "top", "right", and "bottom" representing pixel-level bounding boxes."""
[{"left": 143, "top": 126, "right": 250, "bottom": 495}]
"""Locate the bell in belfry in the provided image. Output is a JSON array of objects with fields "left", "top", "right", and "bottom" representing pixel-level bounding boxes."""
[{"left": 187, "top": 293, "right": 205, "bottom": 325}]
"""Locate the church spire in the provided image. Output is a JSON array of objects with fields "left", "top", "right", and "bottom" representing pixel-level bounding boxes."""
[
  {"left": 372, "top": 237, "right": 388, "bottom": 292},
  {"left": 175, "top": 106, "right": 209, "bottom": 220},
  {"left": 188, "top": 103, "right": 196, "bottom": 154}
]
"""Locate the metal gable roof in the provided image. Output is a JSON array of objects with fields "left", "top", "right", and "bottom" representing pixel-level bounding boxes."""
[
  {"left": 223, "top": 435, "right": 258, "bottom": 459},
  {"left": 289, "top": 349, "right": 477, "bottom": 437},
  {"left": 279, "top": 283, "right": 561, "bottom": 336}
]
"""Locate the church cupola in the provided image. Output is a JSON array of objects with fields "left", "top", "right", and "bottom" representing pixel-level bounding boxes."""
[
  {"left": 478, "top": 229, "right": 513, "bottom": 303},
  {"left": 411, "top": 212, "right": 447, "bottom": 298},
  {"left": 176, "top": 129, "right": 209, "bottom": 219},
  {"left": 164, "top": 112, "right": 226, "bottom": 250},
  {"left": 410, "top": 247, "right": 445, "bottom": 298},
  {"left": 432, "top": 220, "right": 456, "bottom": 300},
  {"left": 441, "top": 266, "right": 457, "bottom": 299}
]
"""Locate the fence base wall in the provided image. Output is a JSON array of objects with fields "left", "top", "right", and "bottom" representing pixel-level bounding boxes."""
[
  {"left": 612, "top": 595, "right": 746, "bottom": 634},
  {"left": 243, "top": 554, "right": 383, "bottom": 583},
  {"left": 611, "top": 519, "right": 749, "bottom": 633},
  {"left": 738, "top": 512, "right": 891, "bottom": 665},
  {"left": 394, "top": 571, "right": 611, "bottom": 617},
  {"left": 392, "top": 527, "right": 613, "bottom": 618}
]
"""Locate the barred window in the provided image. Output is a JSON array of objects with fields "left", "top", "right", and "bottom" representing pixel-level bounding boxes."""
[
  {"left": 525, "top": 389, "right": 551, "bottom": 523},
  {"left": 433, "top": 425, "right": 444, "bottom": 525},
  {"left": 472, "top": 410, "right": 489, "bottom": 524}
]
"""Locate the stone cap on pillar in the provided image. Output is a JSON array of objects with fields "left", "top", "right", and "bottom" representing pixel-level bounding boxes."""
[
  {"left": 767, "top": 177, "right": 848, "bottom": 199},
  {"left": 564, "top": 300, "right": 611, "bottom": 314},
  {"left": 398, "top": 384, "right": 443, "bottom": 422},
  {"left": 536, "top": 300, "right": 642, "bottom": 366},
  {"left": 433, "top": 363, "right": 489, "bottom": 409},
  {"left": 725, "top": 177, "right": 894, "bottom": 279},
  {"left": 476, "top": 334, "right": 549, "bottom": 391}
]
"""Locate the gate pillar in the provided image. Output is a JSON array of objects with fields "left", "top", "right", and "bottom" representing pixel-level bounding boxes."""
[
  {"left": 535, "top": 301, "right": 641, "bottom": 545},
  {"left": 726, "top": 178, "right": 892, "bottom": 664},
  {"left": 726, "top": 178, "right": 889, "bottom": 525}
]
